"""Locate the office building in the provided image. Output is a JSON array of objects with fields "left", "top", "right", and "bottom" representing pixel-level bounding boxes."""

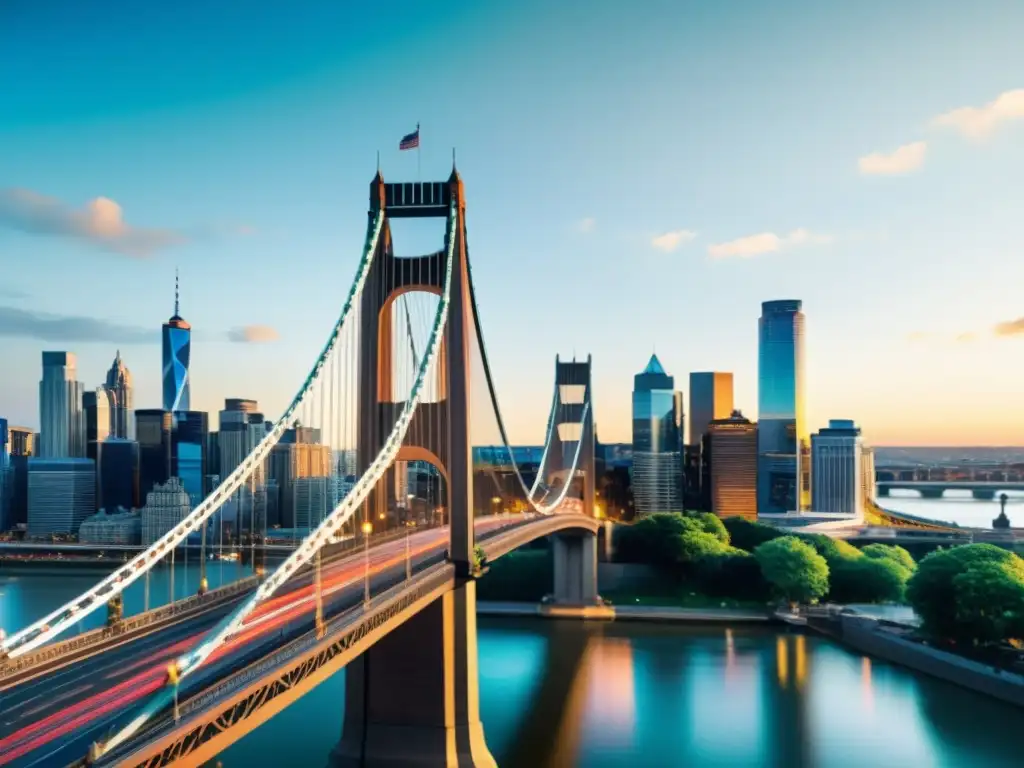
[
  {"left": 269, "top": 426, "right": 331, "bottom": 528},
  {"left": 0, "top": 417, "right": 7, "bottom": 466},
  {"left": 162, "top": 272, "right": 192, "bottom": 412},
  {"left": 861, "top": 445, "right": 876, "bottom": 506},
  {"left": 631, "top": 354, "right": 683, "bottom": 515},
  {"left": 136, "top": 409, "right": 172, "bottom": 503},
  {"left": 688, "top": 372, "right": 734, "bottom": 447},
  {"left": 7, "top": 455, "right": 30, "bottom": 529},
  {"left": 218, "top": 399, "right": 266, "bottom": 480},
  {"left": 0, "top": 426, "right": 11, "bottom": 528},
  {"left": 39, "top": 351, "right": 85, "bottom": 458},
  {"left": 707, "top": 411, "right": 758, "bottom": 521},
  {"left": 294, "top": 476, "right": 330, "bottom": 529},
  {"left": 8, "top": 426, "right": 34, "bottom": 457},
  {"left": 810, "top": 419, "right": 864, "bottom": 517},
  {"left": 83, "top": 387, "right": 114, "bottom": 463},
  {"left": 79, "top": 509, "right": 141, "bottom": 545},
  {"left": 104, "top": 350, "right": 134, "bottom": 438},
  {"left": 172, "top": 411, "right": 209, "bottom": 508},
  {"left": 757, "top": 300, "right": 807, "bottom": 515},
  {"left": 141, "top": 477, "right": 192, "bottom": 545},
  {"left": 27, "top": 458, "right": 95, "bottom": 537},
  {"left": 98, "top": 438, "right": 140, "bottom": 512}
]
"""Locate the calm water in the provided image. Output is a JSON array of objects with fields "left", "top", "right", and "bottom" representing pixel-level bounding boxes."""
[
  {"left": 882, "top": 489, "right": 1024, "bottom": 529},
  {"left": 4, "top": 573, "right": 1024, "bottom": 767}
]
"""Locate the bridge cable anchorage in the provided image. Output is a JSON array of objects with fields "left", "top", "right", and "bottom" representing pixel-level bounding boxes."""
[
  {"left": 463, "top": 238, "right": 591, "bottom": 515},
  {"left": 93, "top": 201, "right": 458, "bottom": 760},
  {"left": 1, "top": 210, "right": 385, "bottom": 661}
]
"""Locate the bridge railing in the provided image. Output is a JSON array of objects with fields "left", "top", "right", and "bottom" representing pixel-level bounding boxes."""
[{"left": 0, "top": 575, "right": 261, "bottom": 684}]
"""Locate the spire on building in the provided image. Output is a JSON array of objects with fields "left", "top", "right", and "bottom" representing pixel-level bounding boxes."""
[
  {"left": 174, "top": 267, "right": 180, "bottom": 317},
  {"left": 641, "top": 354, "right": 666, "bottom": 376}
]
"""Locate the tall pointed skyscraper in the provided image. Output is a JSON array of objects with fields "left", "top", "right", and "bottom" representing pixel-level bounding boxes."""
[
  {"left": 39, "top": 352, "right": 85, "bottom": 458},
  {"left": 105, "top": 350, "right": 134, "bottom": 438},
  {"left": 162, "top": 270, "right": 191, "bottom": 412},
  {"left": 631, "top": 354, "right": 683, "bottom": 515}
]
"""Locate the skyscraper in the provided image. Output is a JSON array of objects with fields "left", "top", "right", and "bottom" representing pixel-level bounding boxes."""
[
  {"left": 8, "top": 426, "right": 33, "bottom": 457},
  {"left": 105, "top": 351, "right": 134, "bottom": 438},
  {"left": 83, "top": 387, "right": 114, "bottom": 463},
  {"left": 269, "top": 426, "right": 331, "bottom": 528},
  {"left": 757, "top": 300, "right": 807, "bottom": 515},
  {"left": 811, "top": 419, "right": 864, "bottom": 517},
  {"left": 218, "top": 399, "right": 266, "bottom": 479},
  {"left": 27, "top": 458, "right": 95, "bottom": 537},
  {"left": 688, "top": 372, "right": 734, "bottom": 447},
  {"left": 0, "top": 417, "right": 8, "bottom": 466},
  {"left": 39, "top": 352, "right": 85, "bottom": 459},
  {"left": 707, "top": 411, "right": 758, "bottom": 521},
  {"left": 631, "top": 354, "right": 683, "bottom": 515},
  {"left": 162, "top": 272, "right": 191, "bottom": 412},
  {"left": 98, "top": 437, "right": 140, "bottom": 512},
  {"left": 136, "top": 409, "right": 172, "bottom": 502},
  {"left": 172, "top": 410, "right": 209, "bottom": 508}
]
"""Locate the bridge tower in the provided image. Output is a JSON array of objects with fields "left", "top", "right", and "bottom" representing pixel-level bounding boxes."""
[
  {"left": 357, "top": 167, "right": 475, "bottom": 577},
  {"left": 545, "top": 355, "right": 596, "bottom": 517},
  {"left": 343, "top": 169, "right": 494, "bottom": 767}
]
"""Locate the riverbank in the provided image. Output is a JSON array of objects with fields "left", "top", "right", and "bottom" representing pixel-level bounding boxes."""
[{"left": 477, "top": 601, "right": 772, "bottom": 623}]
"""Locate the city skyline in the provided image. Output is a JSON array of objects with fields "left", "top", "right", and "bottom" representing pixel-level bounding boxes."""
[{"left": 2, "top": 0, "right": 1024, "bottom": 446}]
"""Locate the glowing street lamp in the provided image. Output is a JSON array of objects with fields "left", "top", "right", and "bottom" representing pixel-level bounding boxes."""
[
  {"left": 361, "top": 521, "right": 373, "bottom": 606},
  {"left": 491, "top": 496, "right": 501, "bottom": 516}
]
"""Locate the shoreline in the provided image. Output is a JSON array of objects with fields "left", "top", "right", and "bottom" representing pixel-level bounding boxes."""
[{"left": 477, "top": 601, "right": 773, "bottom": 623}]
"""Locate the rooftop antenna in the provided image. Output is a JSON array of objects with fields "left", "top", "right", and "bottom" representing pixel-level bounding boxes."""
[
  {"left": 174, "top": 268, "right": 180, "bottom": 316},
  {"left": 376, "top": 150, "right": 380, "bottom": 173},
  {"left": 452, "top": 147, "right": 456, "bottom": 171}
]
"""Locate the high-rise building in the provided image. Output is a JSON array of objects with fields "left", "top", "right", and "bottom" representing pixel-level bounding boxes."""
[
  {"left": 269, "top": 426, "right": 331, "bottom": 528},
  {"left": 757, "top": 300, "right": 807, "bottom": 515},
  {"left": 688, "top": 372, "right": 734, "bottom": 447},
  {"left": 98, "top": 438, "right": 140, "bottom": 512},
  {"left": 810, "top": 419, "right": 864, "bottom": 517},
  {"left": 172, "top": 411, "right": 209, "bottom": 508},
  {"left": 707, "top": 411, "right": 758, "bottom": 521},
  {"left": 83, "top": 387, "right": 114, "bottom": 464},
  {"left": 218, "top": 399, "right": 266, "bottom": 480},
  {"left": 8, "top": 426, "right": 34, "bottom": 457},
  {"left": 861, "top": 445, "right": 876, "bottom": 507},
  {"left": 141, "top": 477, "right": 192, "bottom": 545},
  {"left": 162, "top": 272, "right": 191, "bottom": 412},
  {"left": 294, "top": 476, "right": 330, "bottom": 529},
  {"left": 39, "top": 351, "right": 85, "bottom": 458},
  {"left": 136, "top": 409, "right": 172, "bottom": 503},
  {"left": 104, "top": 351, "right": 134, "bottom": 439},
  {"left": 631, "top": 354, "right": 683, "bottom": 515},
  {"left": 7, "top": 455, "right": 30, "bottom": 529},
  {"left": 0, "top": 417, "right": 7, "bottom": 466},
  {"left": 27, "top": 458, "right": 95, "bottom": 537}
]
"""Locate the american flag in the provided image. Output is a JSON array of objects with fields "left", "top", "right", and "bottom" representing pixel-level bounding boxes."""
[{"left": 399, "top": 124, "right": 420, "bottom": 151}]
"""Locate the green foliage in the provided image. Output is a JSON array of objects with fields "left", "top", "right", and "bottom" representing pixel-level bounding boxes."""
[
  {"left": 615, "top": 513, "right": 730, "bottom": 572},
  {"left": 476, "top": 549, "right": 552, "bottom": 602},
  {"left": 798, "top": 533, "right": 863, "bottom": 565},
  {"left": 722, "top": 517, "right": 783, "bottom": 552},
  {"left": 754, "top": 536, "right": 829, "bottom": 605},
  {"left": 907, "top": 544, "right": 1019, "bottom": 641},
  {"left": 860, "top": 543, "right": 916, "bottom": 572},
  {"left": 952, "top": 560, "right": 1024, "bottom": 645},
  {"left": 828, "top": 556, "right": 912, "bottom": 604},
  {"left": 695, "top": 551, "right": 771, "bottom": 602},
  {"left": 694, "top": 513, "right": 730, "bottom": 544}
]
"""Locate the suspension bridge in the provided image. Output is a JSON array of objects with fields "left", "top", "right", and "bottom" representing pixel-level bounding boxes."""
[{"left": 0, "top": 169, "right": 604, "bottom": 768}]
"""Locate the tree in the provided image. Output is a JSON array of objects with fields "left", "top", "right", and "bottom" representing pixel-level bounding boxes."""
[
  {"left": 615, "top": 513, "right": 727, "bottom": 571},
  {"left": 829, "top": 557, "right": 911, "bottom": 604},
  {"left": 754, "top": 536, "right": 829, "bottom": 605},
  {"left": 860, "top": 543, "right": 916, "bottom": 572},
  {"left": 799, "top": 533, "right": 862, "bottom": 565},
  {"left": 906, "top": 544, "right": 1019, "bottom": 640},
  {"left": 723, "top": 517, "right": 782, "bottom": 552},
  {"left": 952, "top": 559, "right": 1024, "bottom": 645},
  {"left": 696, "top": 551, "right": 771, "bottom": 602}
]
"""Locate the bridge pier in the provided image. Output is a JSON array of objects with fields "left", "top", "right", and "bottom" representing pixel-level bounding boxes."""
[
  {"left": 552, "top": 531, "right": 598, "bottom": 605},
  {"left": 876, "top": 486, "right": 890, "bottom": 497},
  {"left": 920, "top": 488, "right": 945, "bottom": 499},
  {"left": 331, "top": 581, "right": 496, "bottom": 768},
  {"left": 972, "top": 489, "right": 996, "bottom": 501}
]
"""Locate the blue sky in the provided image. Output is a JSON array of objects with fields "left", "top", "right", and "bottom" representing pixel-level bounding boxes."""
[{"left": 2, "top": 0, "right": 1023, "bottom": 446}]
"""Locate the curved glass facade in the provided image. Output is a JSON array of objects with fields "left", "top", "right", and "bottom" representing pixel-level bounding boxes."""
[
  {"left": 162, "top": 320, "right": 191, "bottom": 412},
  {"left": 757, "top": 300, "right": 807, "bottom": 514},
  {"left": 632, "top": 355, "right": 682, "bottom": 515}
]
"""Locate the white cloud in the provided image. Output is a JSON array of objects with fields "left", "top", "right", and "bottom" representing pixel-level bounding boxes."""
[
  {"left": 650, "top": 229, "right": 697, "bottom": 253},
  {"left": 858, "top": 141, "right": 927, "bottom": 175},
  {"left": 575, "top": 217, "right": 596, "bottom": 234},
  {"left": 708, "top": 229, "right": 832, "bottom": 259},
  {"left": 0, "top": 188, "right": 185, "bottom": 257},
  {"left": 932, "top": 89, "right": 1024, "bottom": 140},
  {"left": 228, "top": 325, "right": 280, "bottom": 343}
]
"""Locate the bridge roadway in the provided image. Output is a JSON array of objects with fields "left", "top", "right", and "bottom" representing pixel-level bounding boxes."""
[{"left": 0, "top": 515, "right": 526, "bottom": 768}]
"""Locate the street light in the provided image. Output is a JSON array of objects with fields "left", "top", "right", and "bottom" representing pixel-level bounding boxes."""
[
  {"left": 491, "top": 496, "right": 501, "bottom": 517},
  {"left": 361, "top": 521, "right": 373, "bottom": 606}
]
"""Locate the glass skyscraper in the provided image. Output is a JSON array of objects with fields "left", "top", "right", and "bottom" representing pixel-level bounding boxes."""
[
  {"left": 39, "top": 351, "right": 85, "bottom": 459},
  {"left": 757, "top": 300, "right": 807, "bottom": 515},
  {"left": 162, "top": 273, "right": 191, "bottom": 412},
  {"left": 631, "top": 354, "right": 682, "bottom": 515},
  {"left": 172, "top": 410, "right": 209, "bottom": 509}
]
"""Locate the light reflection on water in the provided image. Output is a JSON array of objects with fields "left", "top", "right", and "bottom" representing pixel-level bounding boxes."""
[{"left": 882, "top": 489, "right": 1024, "bottom": 528}]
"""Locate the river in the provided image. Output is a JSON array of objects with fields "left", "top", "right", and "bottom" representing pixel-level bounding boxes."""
[
  {"left": 881, "top": 489, "right": 1024, "bottom": 528},
  {"left": 3, "top": 570, "right": 1024, "bottom": 767}
]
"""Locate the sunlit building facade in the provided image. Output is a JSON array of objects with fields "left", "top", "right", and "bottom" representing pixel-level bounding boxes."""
[
  {"left": 631, "top": 354, "right": 682, "bottom": 515},
  {"left": 757, "top": 300, "right": 807, "bottom": 515},
  {"left": 269, "top": 426, "right": 331, "bottom": 528},
  {"left": 83, "top": 386, "right": 114, "bottom": 463},
  {"left": 707, "top": 411, "right": 758, "bottom": 521},
  {"left": 861, "top": 445, "right": 876, "bottom": 506},
  {"left": 688, "top": 372, "right": 734, "bottom": 447},
  {"left": 810, "top": 419, "right": 863, "bottom": 517},
  {"left": 39, "top": 351, "right": 85, "bottom": 459},
  {"left": 162, "top": 274, "right": 191, "bottom": 412},
  {"left": 104, "top": 350, "right": 134, "bottom": 439}
]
